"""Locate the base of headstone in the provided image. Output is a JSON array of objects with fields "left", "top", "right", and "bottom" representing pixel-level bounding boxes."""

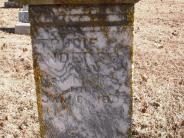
[
  {"left": 4, "top": 1, "right": 22, "bottom": 8},
  {"left": 15, "top": 22, "right": 30, "bottom": 35}
]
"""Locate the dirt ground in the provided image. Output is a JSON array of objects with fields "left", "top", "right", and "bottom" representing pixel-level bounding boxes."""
[{"left": 0, "top": 0, "right": 183, "bottom": 138}]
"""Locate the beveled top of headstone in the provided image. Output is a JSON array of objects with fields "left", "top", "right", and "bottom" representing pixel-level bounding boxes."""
[{"left": 13, "top": 0, "right": 140, "bottom": 5}]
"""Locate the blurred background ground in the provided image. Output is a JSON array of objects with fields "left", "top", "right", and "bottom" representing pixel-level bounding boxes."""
[
  {"left": 0, "top": 0, "right": 183, "bottom": 137},
  {"left": 0, "top": 0, "right": 39, "bottom": 138}
]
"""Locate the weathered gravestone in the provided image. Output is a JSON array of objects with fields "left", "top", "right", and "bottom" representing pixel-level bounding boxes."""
[
  {"left": 14, "top": 0, "right": 139, "bottom": 137},
  {"left": 19, "top": 5, "right": 29, "bottom": 23},
  {"left": 15, "top": 5, "right": 30, "bottom": 34}
]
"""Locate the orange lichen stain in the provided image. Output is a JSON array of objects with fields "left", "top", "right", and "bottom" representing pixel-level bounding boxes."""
[
  {"left": 60, "top": 95, "right": 65, "bottom": 104},
  {"left": 60, "top": 95, "right": 69, "bottom": 111},
  {"left": 128, "top": 6, "right": 134, "bottom": 138},
  {"left": 32, "top": 55, "right": 46, "bottom": 138},
  {"left": 127, "top": 6, "right": 134, "bottom": 26},
  {"left": 47, "top": 107, "right": 50, "bottom": 113}
]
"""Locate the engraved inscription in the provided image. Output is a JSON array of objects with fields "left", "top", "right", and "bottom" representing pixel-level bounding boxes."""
[{"left": 30, "top": 4, "right": 134, "bottom": 138}]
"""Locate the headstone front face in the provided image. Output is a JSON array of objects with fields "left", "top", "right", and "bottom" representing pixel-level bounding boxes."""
[
  {"left": 19, "top": 5, "right": 29, "bottom": 23},
  {"left": 30, "top": 4, "right": 134, "bottom": 138}
]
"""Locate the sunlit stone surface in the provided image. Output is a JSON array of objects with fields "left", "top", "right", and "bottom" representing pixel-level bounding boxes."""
[{"left": 30, "top": 4, "right": 134, "bottom": 138}]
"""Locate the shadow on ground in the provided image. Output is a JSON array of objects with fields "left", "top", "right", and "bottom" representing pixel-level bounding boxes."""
[{"left": 0, "top": 27, "right": 15, "bottom": 33}]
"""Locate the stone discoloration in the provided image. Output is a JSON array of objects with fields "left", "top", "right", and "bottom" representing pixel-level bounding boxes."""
[
  {"left": 30, "top": 4, "right": 134, "bottom": 138},
  {"left": 13, "top": 0, "right": 139, "bottom": 5}
]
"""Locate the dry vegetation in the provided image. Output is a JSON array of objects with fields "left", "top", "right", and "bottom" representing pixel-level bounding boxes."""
[
  {"left": 133, "top": 0, "right": 184, "bottom": 137},
  {"left": 0, "top": 0, "right": 183, "bottom": 137}
]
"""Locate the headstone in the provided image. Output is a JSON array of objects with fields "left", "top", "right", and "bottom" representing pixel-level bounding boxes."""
[
  {"left": 15, "top": 5, "right": 30, "bottom": 34},
  {"left": 19, "top": 5, "right": 29, "bottom": 23},
  {"left": 13, "top": 0, "right": 139, "bottom": 137}
]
